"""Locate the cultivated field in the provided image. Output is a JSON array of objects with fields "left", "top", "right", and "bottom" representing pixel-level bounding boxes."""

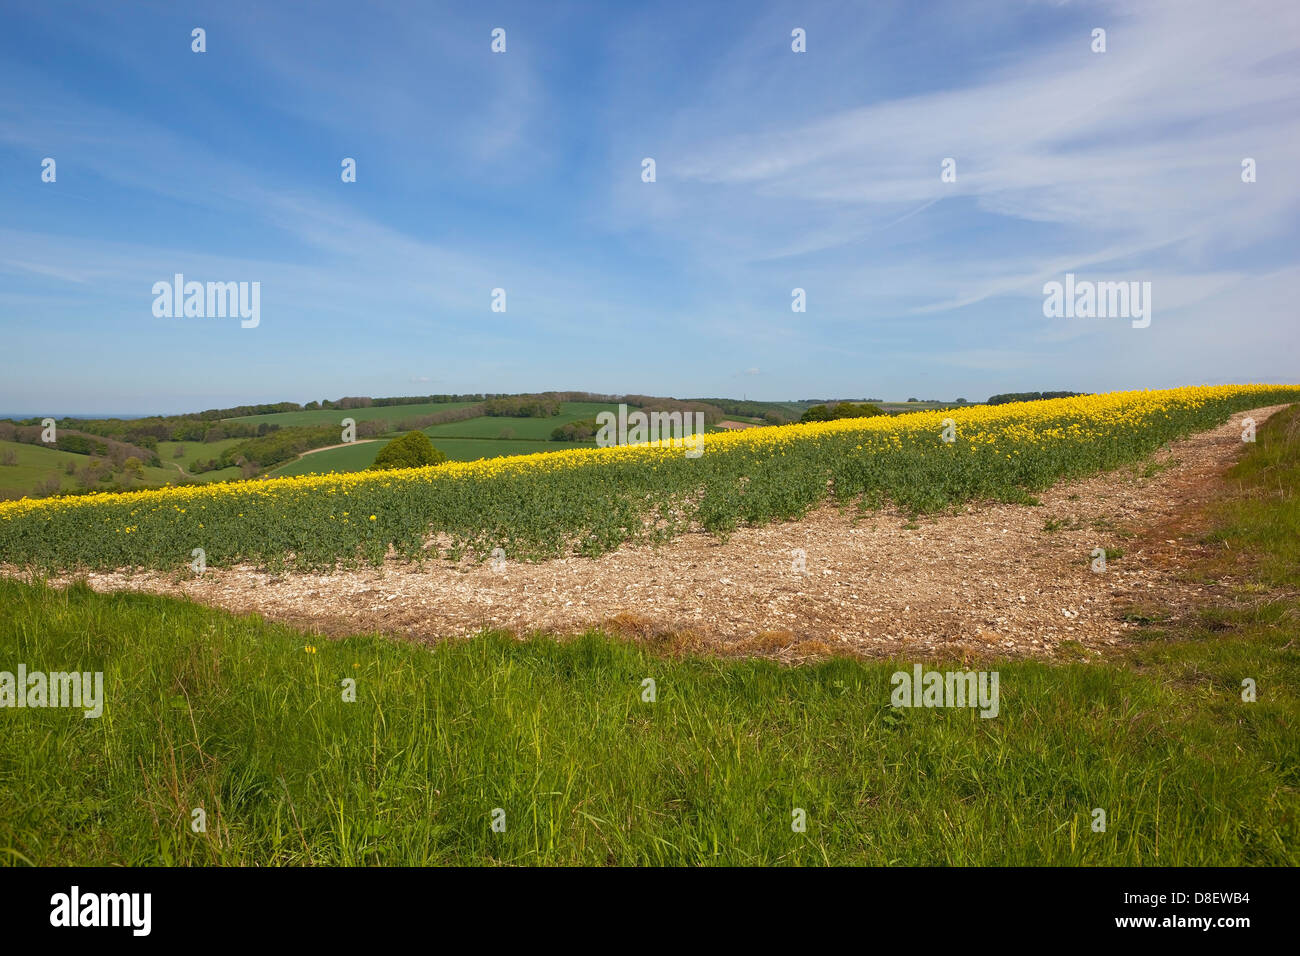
[{"left": 4, "top": 385, "right": 1294, "bottom": 572}]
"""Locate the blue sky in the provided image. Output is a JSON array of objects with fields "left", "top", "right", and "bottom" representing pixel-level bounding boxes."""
[{"left": 1, "top": 0, "right": 1296, "bottom": 415}]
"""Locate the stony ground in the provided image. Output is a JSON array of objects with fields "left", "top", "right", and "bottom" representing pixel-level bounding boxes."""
[{"left": 16, "top": 406, "right": 1280, "bottom": 662}]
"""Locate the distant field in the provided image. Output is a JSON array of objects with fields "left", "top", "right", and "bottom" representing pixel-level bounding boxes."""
[
  {"left": 0, "top": 440, "right": 176, "bottom": 497},
  {"left": 422, "top": 402, "right": 618, "bottom": 441},
  {"left": 157, "top": 438, "right": 245, "bottom": 468},
  {"left": 270, "top": 436, "right": 597, "bottom": 476},
  {"left": 154, "top": 439, "right": 250, "bottom": 483},
  {"left": 0, "top": 441, "right": 92, "bottom": 495},
  {"left": 227, "top": 401, "right": 480, "bottom": 429},
  {"left": 271, "top": 440, "right": 382, "bottom": 476}
]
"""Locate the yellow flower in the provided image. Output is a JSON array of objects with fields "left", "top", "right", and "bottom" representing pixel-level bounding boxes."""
[{"left": 2, "top": 385, "right": 1298, "bottom": 532}]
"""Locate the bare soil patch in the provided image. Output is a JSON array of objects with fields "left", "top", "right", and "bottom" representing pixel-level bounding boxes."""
[{"left": 21, "top": 407, "right": 1284, "bottom": 662}]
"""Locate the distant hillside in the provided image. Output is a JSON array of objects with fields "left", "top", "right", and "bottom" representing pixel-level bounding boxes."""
[{"left": 986, "top": 391, "right": 1086, "bottom": 405}]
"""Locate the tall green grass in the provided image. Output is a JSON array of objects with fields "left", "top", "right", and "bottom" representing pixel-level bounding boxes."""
[{"left": 0, "top": 587, "right": 1293, "bottom": 864}]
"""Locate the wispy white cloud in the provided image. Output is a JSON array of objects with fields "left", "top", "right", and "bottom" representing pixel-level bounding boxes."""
[{"left": 614, "top": 0, "right": 1299, "bottom": 306}]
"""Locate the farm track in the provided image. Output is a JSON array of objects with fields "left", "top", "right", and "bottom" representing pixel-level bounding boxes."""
[
  {"left": 284, "top": 438, "right": 380, "bottom": 462},
  {"left": 24, "top": 405, "right": 1286, "bottom": 662}
]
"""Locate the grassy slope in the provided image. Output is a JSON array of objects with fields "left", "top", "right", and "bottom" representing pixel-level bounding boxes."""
[
  {"left": 0, "top": 409, "right": 1295, "bottom": 866},
  {"left": 0, "top": 440, "right": 93, "bottom": 496},
  {"left": 0, "top": 440, "right": 176, "bottom": 496},
  {"left": 269, "top": 440, "right": 383, "bottom": 476},
  {"left": 0, "top": 438, "right": 242, "bottom": 499}
]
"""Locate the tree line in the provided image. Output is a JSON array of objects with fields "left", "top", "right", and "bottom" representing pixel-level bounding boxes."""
[{"left": 985, "top": 391, "right": 1085, "bottom": 405}]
